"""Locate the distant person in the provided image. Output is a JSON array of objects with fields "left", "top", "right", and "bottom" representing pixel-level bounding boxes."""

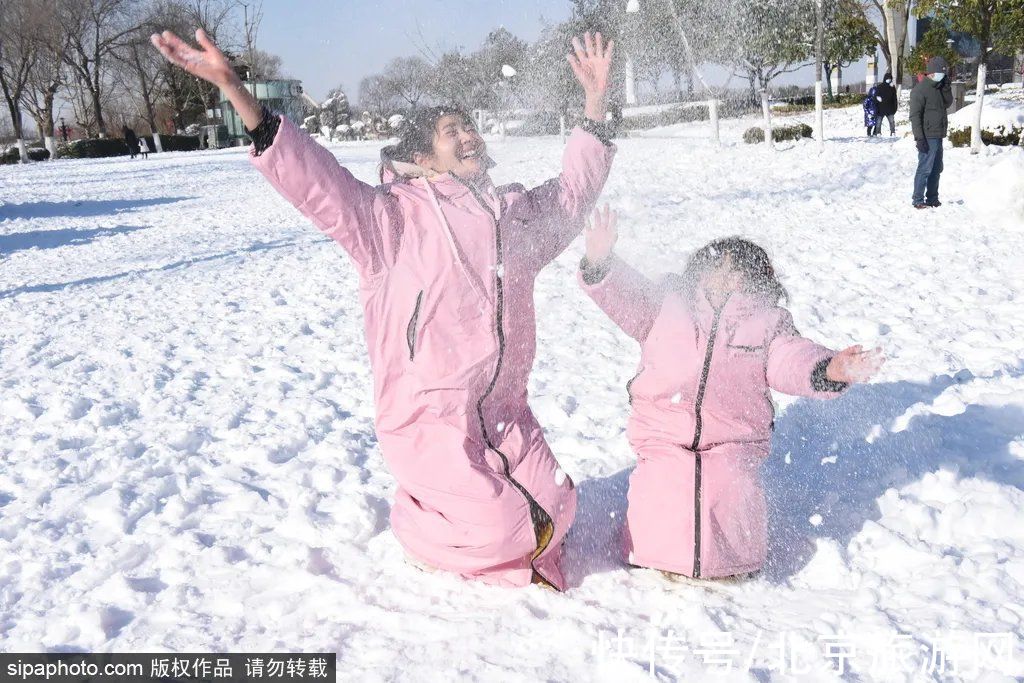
[
  {"left": 862, "top": 86, "right": 879, "bottom": 137},
  {"left": 122, "top": 126, "right": 139, "bottom": 159},
  {"left": 910, "top": 56, "right": 954, "bottom": 209},
  {"left": 138, "top": 137, "right": 151, "bottom": 159},
  {"left": 874, "top": 73, "right": 898, "bottom": 136}
]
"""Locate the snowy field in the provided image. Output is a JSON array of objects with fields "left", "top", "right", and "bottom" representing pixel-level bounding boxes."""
[{"left": 2, "top": 100, "right": 1024, "bottom": 682}]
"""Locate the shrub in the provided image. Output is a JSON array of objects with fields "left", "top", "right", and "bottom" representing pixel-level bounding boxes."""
[
  {"left": 618, "top": 104, "right": 709, "bottom": 131},
  {"left": 948, "top": 125, "right": 1021, "bottom": 148},
  {"left": 144, "top": 134, "right": 201, "bottom": 152},
  {"left": 743, "top": 123, "right": 814, "bottom": 144},
  {"left": 0, "top": 146, "right": 51, "bottom": 164},
  {"left": 507, "top": 112, "right": 562, "bottom": 137},
  {"left": 55, "top": 134, "right": 201, "bottom": 159},
  {"left": 771, "top": 92, "right": 865, "bottom": 114}
]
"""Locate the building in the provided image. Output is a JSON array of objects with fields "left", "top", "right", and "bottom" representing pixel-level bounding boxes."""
[{"left": 215, "top": 79, "right": 310, "bottom": 145}]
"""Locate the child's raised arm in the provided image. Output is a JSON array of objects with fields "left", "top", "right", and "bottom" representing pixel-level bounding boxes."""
[
  {"left": 577, "top": 207, "right": 662, "bottom": 343},
  {"left": 766, "top": 311, "right": 884, "bottom": 397}
]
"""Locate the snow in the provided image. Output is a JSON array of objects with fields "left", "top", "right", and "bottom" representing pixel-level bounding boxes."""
[
  {"left": 2, "top": 98, "right": 1023, "bottom": 680},
  {"left": 950, "top": 92, "right": 1024, "bottom": 130}
]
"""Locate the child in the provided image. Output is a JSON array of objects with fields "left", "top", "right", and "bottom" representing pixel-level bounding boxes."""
[
  {"left": 138, "top": 137, "right": 150, "bottom": 159},
  {"left": 578, "top": 207, "right": 883, "bottom": 579},
  {"left": 863, "top": 85, "right": 879, "bottom": 137}
]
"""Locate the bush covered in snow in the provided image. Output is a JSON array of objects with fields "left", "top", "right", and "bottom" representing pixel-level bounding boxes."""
[
  {"left": 56, "top": 135, "right": 200, "bottom": 159},
  {"left": 948, "top": 125, "right": 1022, "bottom": 148},
  {"left": 0, "top": 147, "right": 50, "bottom": 164},
  {"left": 743, "top": 123, "right": 813, "bottom": 144}
]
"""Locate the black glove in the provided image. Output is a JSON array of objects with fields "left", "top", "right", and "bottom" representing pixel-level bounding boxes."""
[{"left": 916, "top": 138, "right": 929, "bottom": 154}]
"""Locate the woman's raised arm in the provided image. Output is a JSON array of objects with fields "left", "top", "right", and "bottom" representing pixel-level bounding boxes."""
[
  {"left": 151, "top": 29, "right": 398, "bottom": 278},
  {"left": 523, "top": 33, "right": 616, "bottom": 266},
  {"left": 151, "top": 30, "right": 263, "bottom": 130}
]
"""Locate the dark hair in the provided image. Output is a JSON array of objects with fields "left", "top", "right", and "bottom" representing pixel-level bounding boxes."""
[
  {"left": 380, "top": 105, "right": 473, "bottom": 166},
  {"left": 680, "top": 237, "right": 787, "bottom": 305}
]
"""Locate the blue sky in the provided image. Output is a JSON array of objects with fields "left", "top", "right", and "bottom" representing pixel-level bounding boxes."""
[
  {"left": 257, "top": 0, "right": 573, "bottom": 102},
  {"left": 256, "top": 0, "right": 875, "bottom": 105}
]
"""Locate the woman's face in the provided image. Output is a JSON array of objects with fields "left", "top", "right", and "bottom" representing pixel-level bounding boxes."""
[{"left": 414, "top": 114, "right": 487, "bottom": 179}]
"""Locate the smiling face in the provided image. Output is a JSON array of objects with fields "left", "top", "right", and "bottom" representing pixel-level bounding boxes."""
[{"left": 413, "top": 114, "right": 487, "bottom": 180}]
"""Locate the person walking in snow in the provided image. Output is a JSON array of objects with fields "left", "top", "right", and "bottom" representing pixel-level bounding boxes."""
[
  {"left": 138, "top": 137, "right": 150, "bottom": 159},
  {"left": 152, "top": 28, "right": 616, "bottom": 590},
  {"left": 577, "top": 208, "right": 883, "bottom": 580},
  {"left": 910, "top": 56, "right": 954, "bottom": 209},
  {"left": 862, "top": 86, "right": 879, "bottom": 137},
  {"left": 873, "top": 73, "right": 898, "bottom": 136},
  {"left": 122, "top": 126, "right": 139, "bottom": 159}
]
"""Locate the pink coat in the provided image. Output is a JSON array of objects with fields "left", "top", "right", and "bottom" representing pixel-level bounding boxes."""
[
  {"left": 251, "top": 117, "right": 615, "bottom": 589},
  {"left": 580, "top": 256, "right": 846, "bottom": 578}
]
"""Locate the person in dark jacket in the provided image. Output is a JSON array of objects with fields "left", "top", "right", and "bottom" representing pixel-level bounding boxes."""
[
  {"left": 873, "top": 73, "right": 898, "bottom": 136},
  {"left": 909, "top": 56, "right": 954, "bottom": 208},
  {"left": 863, "top": 86, "right": 879, "bottom": 137},
  {"left": 122, "top": 126, "right": 139, "bottom": 159}
]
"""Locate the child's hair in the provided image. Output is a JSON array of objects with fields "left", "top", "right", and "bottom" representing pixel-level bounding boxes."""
[
  {"left": 680, "top": 237, "right": 788, "bottom": 304},
  {"left": 380, "top": 105, "right": 473, "bottom": 166}
]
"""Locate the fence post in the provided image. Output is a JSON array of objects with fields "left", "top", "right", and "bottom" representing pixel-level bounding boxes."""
[{"left": 709, "top": 99, "right": 720, "bottom": 145}]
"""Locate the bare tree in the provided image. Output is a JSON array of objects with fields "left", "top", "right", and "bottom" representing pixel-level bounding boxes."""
[
  {"left": 21, "top": 3, "right": 69, "bottom": 157},
  {"left": 57, "top": 0, "right": 144, "bottom": 137},
  {"left": 113, "top": 29, "right": 168, "bottom": 150},
  {"left": 358, "top": 74, "right": 398, "bottom": 116},
  {"left": 381, "top": 57, "right": 433, "bottom": 109},
  {"left": 0, "top": 0, "right": 40, "bottom": 161}
]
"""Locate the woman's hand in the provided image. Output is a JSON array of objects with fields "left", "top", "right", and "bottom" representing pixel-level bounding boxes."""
[
  {"left": 151, "top": 29, "right": 237, "bottom": 89},
  {"left": 826, "top": 345, "right": 885, "bottom": 384},
  {"left": 585, "top": 204, "right": 618, "bottom": 265},
  {"left": 568, "top": 32, "right": 613, "bottom": 121},
  {"left": 152, "top": 28, "right": 263, "bottom": 131}
]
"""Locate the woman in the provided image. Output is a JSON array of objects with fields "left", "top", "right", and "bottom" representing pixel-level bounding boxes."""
[{"left": 152, "top": 29, "right": 615, "bottom": 590}]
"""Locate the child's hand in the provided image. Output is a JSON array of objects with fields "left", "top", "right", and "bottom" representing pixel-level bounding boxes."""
[
  {"left": 585, "top": 204, "right": 617, "bottom": 265},
  {"left": 826, "top": 345, "right": 885, "bottom": 384},
  {"left": 567, "top": 32, "right": 613, "bottom": 102}
]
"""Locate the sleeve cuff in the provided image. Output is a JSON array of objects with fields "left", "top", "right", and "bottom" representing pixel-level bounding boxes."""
[
  {"left": 246, "top": 106, "right": 281, "bottom": 156},
  {"left": 811, "top": 357, "right": 849, "bottom": 393},
  {"left": 578, "top": 117, "right": 614, "bottom": 146},
  {"left": 580, "top": 256, "right": 612, "bottom": 285}
]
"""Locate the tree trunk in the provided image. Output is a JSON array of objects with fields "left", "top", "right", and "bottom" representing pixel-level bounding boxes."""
[
  {"left": 624, "top": 52, "right": 637, "bottom": 105},
  {"left": 761, "top": 89, "right": 773, "bottom": 150},
  {"left": 2, "top": 94, "right": 28, "bottom": 162},
  {"left": 971, "top": 61, "right": 986, "bottom": 155},
  {"left": 882, "top": 2, "right": 904, "bottom": 89},
  {"left": 824, "top": 64, "right": 836, "bottom": 101},
  {"left": 814, "top": 0, "right": 825, "bottom": 153}
]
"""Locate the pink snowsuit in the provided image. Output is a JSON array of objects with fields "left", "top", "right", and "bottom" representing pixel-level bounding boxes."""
[
  {"left": 251, "top": 116, "right": 615, "bottom": 589},
  {"left": 580, "top": 256, "right": 847, "bottom": 578}
]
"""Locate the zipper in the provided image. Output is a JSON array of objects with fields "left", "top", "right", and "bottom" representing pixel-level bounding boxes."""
[
  {"left": 407, "top": 290, "right": 423, "bottom": 360},
  {"left": 625, "top": 367, "right": 643, "bottom": 405},
  {"left": 689, "top": 305, "right": 724, "bottom": 579},
  {"left": 455, "top": 176, "right": 558, "bottom": 588}
]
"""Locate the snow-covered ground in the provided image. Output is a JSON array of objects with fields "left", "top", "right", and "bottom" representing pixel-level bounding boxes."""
[{"left": 2, "top": 98, "right": 1023, "bottom": 682}]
